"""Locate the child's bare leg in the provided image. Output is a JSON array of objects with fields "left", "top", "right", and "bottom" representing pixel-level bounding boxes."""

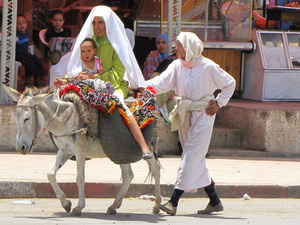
[{"left": 128, "top": 115, "right": 153, "bottom": 159}]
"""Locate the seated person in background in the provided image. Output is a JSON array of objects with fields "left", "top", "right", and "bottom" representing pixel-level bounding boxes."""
[
  {"left": 142, "top": 34, "right": 168, "bottom": 80},
  {"left": 54, "top": 38, "right": 104, "bottom": 88},
  {"left": 45, "top": 9, "right": 71, "bottom": 43},
  {"left": 45, "top": 10, "right": 72, "bottom": 64},
  {"left": 16, "top": 14, "right": 45, "bottom": 88}
]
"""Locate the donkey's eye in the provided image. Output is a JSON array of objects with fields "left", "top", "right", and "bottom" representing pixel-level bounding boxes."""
[{"left": 24, "top": 117, "right": 30, "bottom": 123}]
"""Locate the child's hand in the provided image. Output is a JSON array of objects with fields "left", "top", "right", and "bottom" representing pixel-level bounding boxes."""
[{"left": 53, "top": 78, "right": 69, "bottom": 88}]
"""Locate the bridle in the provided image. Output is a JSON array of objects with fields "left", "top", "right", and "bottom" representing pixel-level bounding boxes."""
[
  {"left": 17, "top": 102, "right": 61, "bottom": 146},
  {"left": 17, "top": 98, "right": 87, "bottom": 147}
]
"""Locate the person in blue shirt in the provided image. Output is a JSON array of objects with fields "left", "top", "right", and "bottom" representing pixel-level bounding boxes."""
[{"left": 16, "top": 14, "right": 45, "bottom": 87}]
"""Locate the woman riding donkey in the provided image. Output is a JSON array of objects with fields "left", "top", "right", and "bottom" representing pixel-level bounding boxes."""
[{"left": 58, "top": 6, "right": 153, "bottom": 160}]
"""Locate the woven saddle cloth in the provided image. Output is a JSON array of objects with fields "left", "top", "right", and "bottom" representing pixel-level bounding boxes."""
[{"left": 59, "top": 79, "right": 157, "bottom": 164}]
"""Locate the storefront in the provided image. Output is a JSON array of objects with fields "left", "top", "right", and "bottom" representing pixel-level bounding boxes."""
[
  {"left": 1, "top": 0, "right": 300, "bottom": 104},
  {"left": 243, "top": 30, "right": 300, "bottom": 101},
  {"left": 135, "top": 0, "right": 300, "bottom": 100},
  {"left": 135, "top": 0, "right": 256, "bottom": 92}
]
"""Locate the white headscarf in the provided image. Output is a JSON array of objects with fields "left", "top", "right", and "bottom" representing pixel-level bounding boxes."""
[
  {"left": 67, "top": 6, "right": 146, "bottom": 88},
  {"left": 176, "top": 31, "right": 208, "bottom": 68}
]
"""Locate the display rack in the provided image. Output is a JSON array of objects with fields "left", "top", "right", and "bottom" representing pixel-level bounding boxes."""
[{"left": 242, "top": 30, "right": 300, "bottom": 101}]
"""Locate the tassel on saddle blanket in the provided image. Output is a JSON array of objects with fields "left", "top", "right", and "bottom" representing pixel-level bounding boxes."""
[{"left": 59, "top": 79, "right": 157, "bottom": 164}]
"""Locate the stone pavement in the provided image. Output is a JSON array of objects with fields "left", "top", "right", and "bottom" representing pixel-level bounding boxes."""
[{"left": 0, "top": 152, "right": 300, "bottom": 199}]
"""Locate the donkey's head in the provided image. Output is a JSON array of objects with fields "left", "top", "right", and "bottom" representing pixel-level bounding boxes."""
[{"left": 3, "top": 84, "right": 52, "bottom": 154}]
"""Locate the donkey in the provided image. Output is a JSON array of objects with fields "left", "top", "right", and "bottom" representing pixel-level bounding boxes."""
[{"left": 3, "top": 84, "right": 161, "bottom": 216}]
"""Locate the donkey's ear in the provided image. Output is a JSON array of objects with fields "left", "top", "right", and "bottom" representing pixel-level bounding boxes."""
[{"left": 2, "top": 83, "right": 22, "bottom": 102}]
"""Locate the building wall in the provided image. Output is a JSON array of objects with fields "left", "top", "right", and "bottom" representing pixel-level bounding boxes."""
[{"left": 203, "top": 49, "right": 242, "bottom": 91}]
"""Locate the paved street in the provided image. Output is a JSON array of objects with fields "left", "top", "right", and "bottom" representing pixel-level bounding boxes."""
[
  {"left": 0, "top": 152, "right": 300, "bottom": 224},
  {"left": 0, "top": 198, "right": 299, "bottom": 224}
]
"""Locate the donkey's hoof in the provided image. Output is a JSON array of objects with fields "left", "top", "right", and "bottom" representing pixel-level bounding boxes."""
[
  {"left": 71, "top": 208, "right": 82, "bottom": 216},
  {"left": 62, "top": 200, "right": 72, "bottom": 213},
  {"left": 152, "top": 206, "right": 160, "bottom": 214},
  {"left": 106, "top": 206, "right": 117, "bottom": 215}
]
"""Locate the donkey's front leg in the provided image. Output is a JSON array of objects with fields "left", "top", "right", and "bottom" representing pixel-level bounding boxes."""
[
  {"left": 106, "top": 164, "right": 134, "bottom": 215},
  {"left": 47, "top": 150, "right": 72, "bottom": 212},
  {"left": 71, "top": 151, "right": 87, "bottom": 216}
]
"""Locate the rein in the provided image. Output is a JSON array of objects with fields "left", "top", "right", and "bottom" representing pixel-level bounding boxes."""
[{"left": 54, "top": 128, "right": 87, "bottom": 137}]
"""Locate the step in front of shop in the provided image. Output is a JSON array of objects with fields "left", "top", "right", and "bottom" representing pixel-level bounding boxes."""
[{"left": 210, "top": 127, "right": 242, "bottom": 149}]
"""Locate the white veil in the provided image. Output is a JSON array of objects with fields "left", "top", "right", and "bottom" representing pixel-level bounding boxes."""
[
  {"left": 176, "top": 31, "right": 208, "bottom": 67},
  {"left": 67, "top": 6, "right": 146, "bottom": 88}
]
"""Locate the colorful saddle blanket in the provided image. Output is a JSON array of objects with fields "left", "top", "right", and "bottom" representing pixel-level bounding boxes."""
[{"left": 59, "top": 79, "right": 157, "bottom": 137}]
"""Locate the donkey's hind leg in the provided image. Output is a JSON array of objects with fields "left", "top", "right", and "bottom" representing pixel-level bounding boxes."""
[
  {"left": 145, "top": 156, "right": 162, "bottom": 214},
  {"left": 47, "top": 150, "right": 72, "bottom": 212},
  {"left": 106, "top": 164, "right": 134, "bottom": 215}
]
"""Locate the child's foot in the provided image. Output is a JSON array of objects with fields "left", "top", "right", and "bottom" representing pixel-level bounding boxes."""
[{"left": 142, "top": 151, "right": 153, "bottom": 160}]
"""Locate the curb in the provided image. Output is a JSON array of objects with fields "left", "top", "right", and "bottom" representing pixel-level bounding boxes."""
[{"left": 1, "top": 181, "right": 299, "bottom": 199}]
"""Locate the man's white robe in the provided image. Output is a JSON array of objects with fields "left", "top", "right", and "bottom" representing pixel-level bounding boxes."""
[{"left": 146, "top": 58, "right": 236, "bottom": 192}]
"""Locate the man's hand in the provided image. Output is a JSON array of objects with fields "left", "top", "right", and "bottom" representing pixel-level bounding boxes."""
[{"left": 205, "top": 100, "right": 220, "bottom": 116}]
